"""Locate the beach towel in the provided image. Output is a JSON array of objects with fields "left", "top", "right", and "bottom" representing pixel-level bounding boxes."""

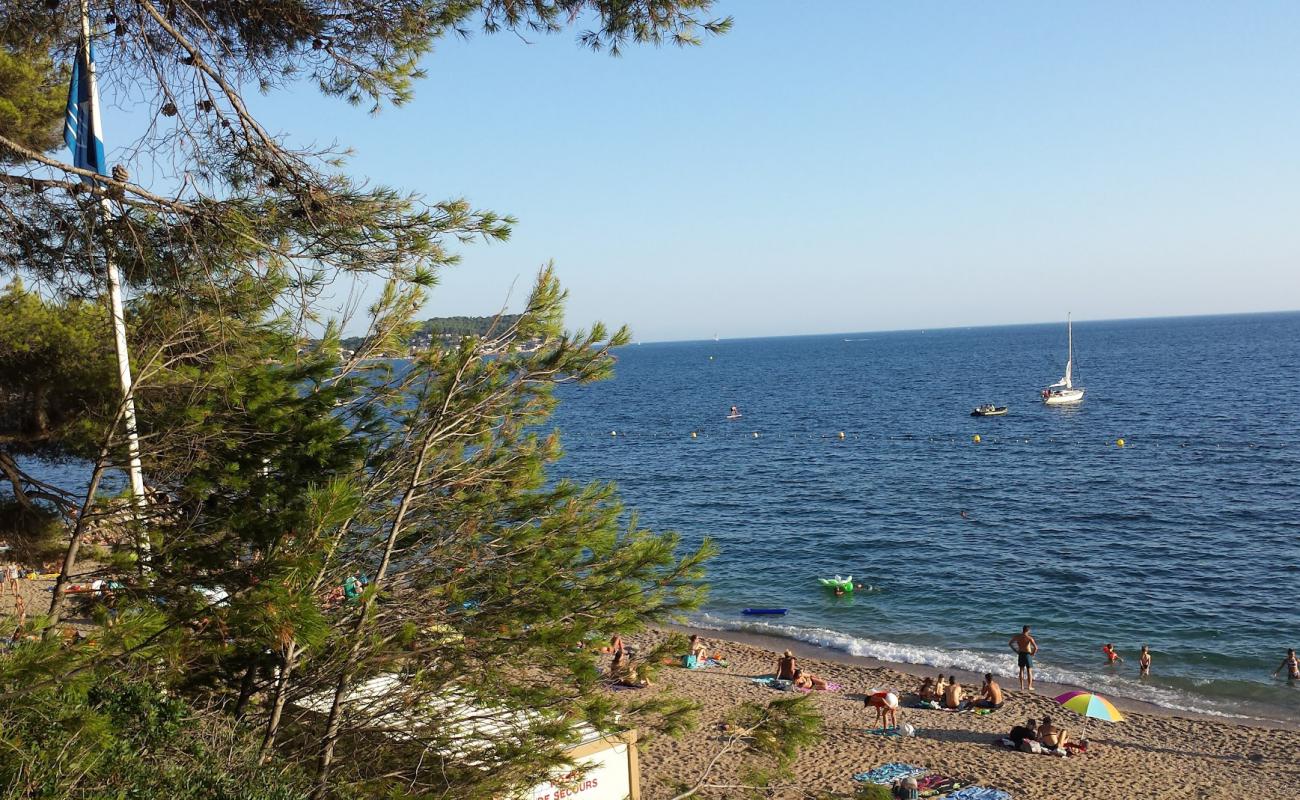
[
  {"left": 865, "top": 727, "right": 902, "bottom": 737},
  {"left": 751, "top": 677, "right": 793, "bottom": 691},
  {"left": 943, "top": 788, "right": 1011, "bottom": 800},
  {"left": 915, "top": 775, "right": 967, "bottom": 797},
  {"left": 795, "top": 681, "right": 842, "bottom": 693},
  {"left": 851, "top": 763, "right": 929, "bottom": 784}
]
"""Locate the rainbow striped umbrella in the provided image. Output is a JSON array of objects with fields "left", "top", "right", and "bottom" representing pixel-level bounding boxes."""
[{"left": 1054, "top": 690, "right": 1124, "bottom": 722}]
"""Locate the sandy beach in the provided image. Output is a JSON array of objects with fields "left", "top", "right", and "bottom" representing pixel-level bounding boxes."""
[{"left": 629, "top": 627, "right": 1300, "bottom": 799}]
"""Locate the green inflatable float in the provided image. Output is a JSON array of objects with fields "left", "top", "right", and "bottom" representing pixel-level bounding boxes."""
[{"left": 819, "top": 575, "right": 855, "bottom": 593}]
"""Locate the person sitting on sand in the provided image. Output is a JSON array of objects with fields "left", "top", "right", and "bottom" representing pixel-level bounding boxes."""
[
  {"left": 932, "top": 673, "right": 948, "bottom": 699},
  {"left": 915, "top": 675, "right": 937, "bottom": 701},
  {"left": 1274, "top": 648, "right": 1300, "bottom": 680},
  {"left": 892, "top": 776, "right": 919, "bottom": 800},
  {"left": 1037, "top": 716, "right": 1069, "bottom": 752},
  {"left": 1139, "top": 644, "right": 1152, "bottom": 676},
  {"left": 974, "top": 673, "right": 1004, "bottom": 709},
  {"left": 688, "top": 634, "right": 709, "bottom": 661},
  {"left": 942, "top": 678, "right": 965, "bottom": 709},
  {"left": 792, "top": 669, "right": 827, "bottom": 691},
  {"left": 866, "top": 690, "right": 900, "bottom": 729},
  {"left": 1102, "top": 643, "right": 1123, "bottom": 665},
  {"left": 776, "top": 649, "right": 797, "bottom": 680},
  {"left": 1008, "top": 718, "right": 1039, "bottom": 749}
]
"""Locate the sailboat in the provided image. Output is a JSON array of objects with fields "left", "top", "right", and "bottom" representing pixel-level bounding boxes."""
[{"left": 1042, "top": 315, "right": 1085, "bottom": 405}]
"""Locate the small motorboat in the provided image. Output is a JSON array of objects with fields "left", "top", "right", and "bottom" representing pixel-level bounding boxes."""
[{"left": 971, "top": 404, "right": 1009, "bottom": 417}]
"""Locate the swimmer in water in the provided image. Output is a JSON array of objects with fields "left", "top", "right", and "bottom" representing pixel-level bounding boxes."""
[
  {"left": 1139, "top": 644, "right": 1152, "bottom": 676},
  {"left": 1273, "top": 648, "right": 1300, "bottom": 681},
  {"left": 1102, "top": 643, "right": 1123, "bottom": 665}
]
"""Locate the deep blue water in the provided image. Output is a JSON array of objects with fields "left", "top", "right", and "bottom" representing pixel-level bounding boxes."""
[{"left": 550, "top": 312, "right": 1300, "bottom": 722}]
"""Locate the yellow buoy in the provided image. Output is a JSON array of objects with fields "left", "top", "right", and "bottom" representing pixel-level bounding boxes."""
[
  {"left": 838, "top": 431, "right": 846, "bottom": 439},
  {"left": 1116, "top": 438, "right": 1125, "bottom": 448},
  {"left": 690, "top": 431, "right": 697, "bottom": 439},
  {"left": 752, "top": 431, "right": 759, "bottom": 438},
  {"left": 610, "top": 430, "right": 617, "bottom": 437},
  {"left": 972, "top": 434, "right": 981, "bottom": 443}
]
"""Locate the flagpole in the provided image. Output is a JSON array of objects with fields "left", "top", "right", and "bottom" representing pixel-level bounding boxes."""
[{"left": 77, "top": 1, "right": 150, "bottom": 541}]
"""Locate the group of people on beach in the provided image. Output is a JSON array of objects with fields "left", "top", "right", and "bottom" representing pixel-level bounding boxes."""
[
  {"left": 1009, "top": 625, "right": 1160, "bottom": 690},
  {"left": 1006, "top": 715, "right": 1077, "bottom": 756},
  {"left": 775, "top": 648, "right": 829, "bottom": 690},
  {"left": 914, "top": 672, "right": 1004, "bottom": 711}
]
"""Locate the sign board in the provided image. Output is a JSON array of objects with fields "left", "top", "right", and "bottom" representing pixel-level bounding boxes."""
[{"left": 528, "top": 731, "right": 639, "bottom": 800}]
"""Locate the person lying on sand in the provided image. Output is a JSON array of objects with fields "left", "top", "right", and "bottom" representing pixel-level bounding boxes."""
[
  {"left": 942, "top": 678, "right": 965, "bottom": 709},
  {"left": 974, "top": 673, "right": 1004, "bottom": 708},
  {"left": 792, "top": 669, "right": 827, "bottom": 691},
  {"left": 1038, "top": 716, "right": 1069, "bottom": 752},
  {"left": 776, "top": 649, "right": 797, "bottom": 680}
]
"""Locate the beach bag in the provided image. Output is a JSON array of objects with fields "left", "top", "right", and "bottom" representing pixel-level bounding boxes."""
[
  {"left": 899, "top": 723, "right": 916, "bottom": 737},
  {"left": 682, "top": 654, "right": 698, "bottom": 669}
]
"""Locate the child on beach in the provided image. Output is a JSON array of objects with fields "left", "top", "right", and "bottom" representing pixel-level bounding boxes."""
[
  {"left": 1139, "top": 644, "right": 1152, "bottom": 676},
  {"left": 3, "top": 562, "right": 18, "bottom": 598},
  {"left": 1102, "top": 643, "right": 1123, "bottom": 665}
]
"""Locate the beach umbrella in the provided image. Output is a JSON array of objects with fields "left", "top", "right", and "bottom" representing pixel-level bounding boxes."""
[{"left": 1053, "top": 690, "right": 1124, "bottom": 722}]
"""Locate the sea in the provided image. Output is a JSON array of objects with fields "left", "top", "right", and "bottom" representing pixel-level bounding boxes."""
[{"left": 548, "top": 312, "right": 1300, "bottom": 724}]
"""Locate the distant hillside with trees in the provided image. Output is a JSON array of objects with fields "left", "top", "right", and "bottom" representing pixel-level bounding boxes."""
[{"left": 338, "top": 314, "right": 522, "bottom": 352}]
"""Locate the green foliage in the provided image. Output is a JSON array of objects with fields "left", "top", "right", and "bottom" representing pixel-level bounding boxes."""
[
  {"left": 0, "top": 37, "right": 66, "bottom": 160},
  {"left": 0, "top": 624, "right": 311, "bottom": 800},
  {"left": 0, "top": 280, "right": 116, "bottom": 456},
  {"left": 854, "top": 785, "right": 894, "bottom": 800},
  {"left": 0, "top": 3, "right": 756, "bottom": 799},
  {"left": 0, "top": 500, "right": 64, "bottom": 562}
]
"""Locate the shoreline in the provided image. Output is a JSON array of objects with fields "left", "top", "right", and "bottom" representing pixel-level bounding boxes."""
[
  {"left": 663, "top": 622, "right": 1298, "bottom": 732},
  {"left": 631, "top": 627, "right": 1300, "bottom": 799}
]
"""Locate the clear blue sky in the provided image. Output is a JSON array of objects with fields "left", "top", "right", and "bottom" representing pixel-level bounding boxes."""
[{"left": 112, "top": 1, "right": 1300, "bottom": 341}]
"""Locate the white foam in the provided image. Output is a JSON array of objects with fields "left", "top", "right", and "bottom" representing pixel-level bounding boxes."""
[{"left": 690, "top": 614, "right": 1270, "bottom": 722}]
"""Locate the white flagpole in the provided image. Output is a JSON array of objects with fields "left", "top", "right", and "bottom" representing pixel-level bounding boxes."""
[{"left": 78, "top": 1, "right": 149, "bottom": 535}]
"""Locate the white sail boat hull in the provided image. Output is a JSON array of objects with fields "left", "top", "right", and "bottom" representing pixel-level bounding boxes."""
[
  {"left": 1043, "top": 387, "right": 1085, "bottom": 405},
  {"left": 1042, "top": 315, "right": 1085, "bottom": 405}
]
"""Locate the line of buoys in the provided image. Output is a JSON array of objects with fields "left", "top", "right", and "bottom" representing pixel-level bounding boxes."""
[{"left": 592, "top": 432, "right": 1208, "bottom": 450}]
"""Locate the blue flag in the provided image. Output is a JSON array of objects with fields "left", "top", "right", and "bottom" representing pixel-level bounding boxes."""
[{"left": 64, "top": 38, "right": 107, "bottom": 178}]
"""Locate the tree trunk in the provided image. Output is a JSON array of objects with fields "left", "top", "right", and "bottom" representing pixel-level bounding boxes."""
[{"left": 0, "top": 451, "right": 37, "bottom": 512}]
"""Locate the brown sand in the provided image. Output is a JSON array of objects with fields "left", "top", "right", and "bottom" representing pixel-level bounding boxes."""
[{"left": 629, "top": 628, "right": 1300, "bottom": 799}]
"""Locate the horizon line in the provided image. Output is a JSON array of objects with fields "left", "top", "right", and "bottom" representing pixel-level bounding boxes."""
[{"left": 628, "top": 307, "right": 1300, "bottom": 346}]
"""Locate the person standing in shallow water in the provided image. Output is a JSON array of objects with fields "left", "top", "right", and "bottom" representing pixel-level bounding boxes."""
[
  {"left": 1139, "top": 644, "right": 1152, "bottom": 677},
  {"left": 1009, "top": 625, "right": 1039, "bottom": 691},
  {"left": 1273, "top": 648, "right": 1300, "bottom": 681}
]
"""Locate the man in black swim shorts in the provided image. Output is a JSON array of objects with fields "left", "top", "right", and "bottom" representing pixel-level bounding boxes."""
[{"left": 1009, "top": 625, "right": 1039, "bottom": 691}]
